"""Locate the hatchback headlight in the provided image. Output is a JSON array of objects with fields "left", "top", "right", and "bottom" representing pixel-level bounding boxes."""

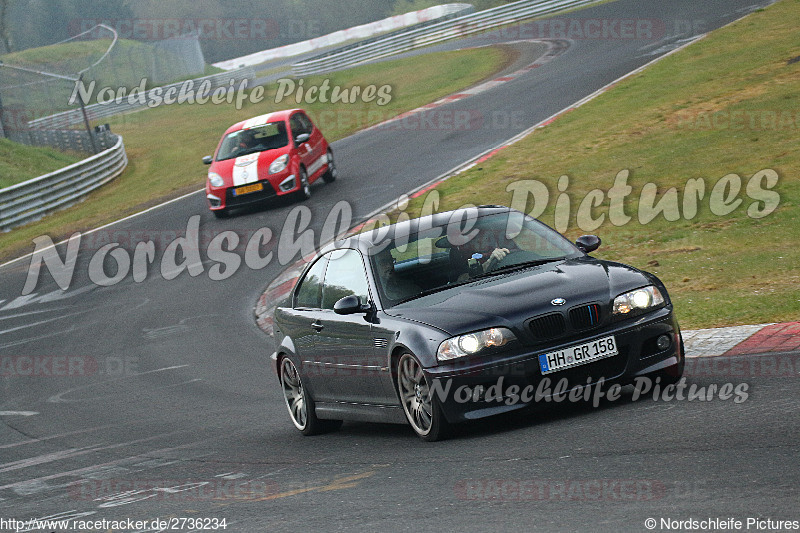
[
  {"left": 269, "top": 154, "right": 289, "bottom": 174},
  {"left": 437, "top": 327, "right": 516, "bottom": 362},
  {"left": 207, "top": 172, "right": 224, "bottom": 187},
  {"left": 612, "top": 286, "right": 665, "bottom": 317}
]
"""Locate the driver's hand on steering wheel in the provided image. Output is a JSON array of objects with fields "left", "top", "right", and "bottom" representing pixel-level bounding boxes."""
[{"left": 483, "top": 248, "right": 510, "bottom": 272}]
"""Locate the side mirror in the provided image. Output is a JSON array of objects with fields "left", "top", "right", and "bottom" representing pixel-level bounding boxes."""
[
  {"left": 333, "top": 295, "right": 370, "bottom": 315},
  {"left": 202, "top": 155, "right": 213, "bottom": 165},
  {"left": 295, "top": 133, "right": 310, "bottom": 145},
  {"left": 576, "top": 235, "right": 601, "bottom": 253}
]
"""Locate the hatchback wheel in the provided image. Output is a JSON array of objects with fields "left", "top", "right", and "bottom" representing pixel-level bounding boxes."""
[{"left": 295, "top": 168, "right": 311, "bottom": 201}]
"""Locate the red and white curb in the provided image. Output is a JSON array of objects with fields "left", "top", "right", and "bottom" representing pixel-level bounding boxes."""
[
  {"left": 682, "top": 324, "right": 769, "bottom": 358},
  {"left": 684, "top": 321, "right": 800, "bottom": 358},
  {"left": 361, "top": 39, "right": 571, "bottom": 134}
]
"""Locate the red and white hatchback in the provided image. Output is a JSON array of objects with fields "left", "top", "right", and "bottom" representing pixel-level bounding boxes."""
[{"left": 203, "top": 109, "right": 336, "bottom": 218}]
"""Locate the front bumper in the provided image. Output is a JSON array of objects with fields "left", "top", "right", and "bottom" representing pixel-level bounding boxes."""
[
  {"left": 425, "top": 308, "right": 682, "bottom": 423},
  {"left": 206, "top": 171, "right": 300, "bottom": 211}
]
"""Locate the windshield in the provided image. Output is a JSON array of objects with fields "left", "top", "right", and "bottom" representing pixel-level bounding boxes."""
[
  {"left": 216, "top": 122, "right": 289, "bottom": 161},
  {"left": 368, "top": 211, "right": 583, "bottom": 307}
]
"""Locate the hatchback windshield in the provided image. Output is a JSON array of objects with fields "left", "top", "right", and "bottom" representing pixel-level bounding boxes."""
[
  {"left": 216, "top": 122, "right": 289, "bottom": 161},
  {"left": 368, "top": 211, "right": 583, "bottom": 306}
]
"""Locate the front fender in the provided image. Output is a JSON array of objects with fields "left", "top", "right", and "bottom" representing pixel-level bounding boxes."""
[{"left": 392, "top": 327, "right": 448, "bottom": 369}]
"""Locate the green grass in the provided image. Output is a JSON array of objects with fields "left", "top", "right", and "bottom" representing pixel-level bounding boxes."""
[
  {"left": 0, "top": 45, "right": 515, "bottom": 261},
  {"left": 0, "top": 139, "right": 81, "bottom": 188},
  {"left": 383, "top": 0, "right": 800, "bottom": 329}
]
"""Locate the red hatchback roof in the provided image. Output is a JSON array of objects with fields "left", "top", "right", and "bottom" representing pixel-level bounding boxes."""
[{"left": 224, "top": 109, "right": 301, "bottom": 135}]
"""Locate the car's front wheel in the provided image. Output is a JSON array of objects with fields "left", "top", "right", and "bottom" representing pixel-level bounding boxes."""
[
  {"left": 295, "top": 167, "right": 311, "bottom": 201},
  {"left": 397, "top": 353, "right": 450, "bottom": 441},
  {"left": 280, "top": 357, "right": 341, "bottom": 435},
  {"left": 212, "top": 208, "right": 228, "bottom": 219}
]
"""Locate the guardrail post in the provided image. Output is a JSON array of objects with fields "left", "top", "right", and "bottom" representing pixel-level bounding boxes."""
[
  {"left": 77, "top": 73, "right": 98, "bottom": 154},
  {"left": 0, "top": 91, "right": 6, "bottom": 138}
]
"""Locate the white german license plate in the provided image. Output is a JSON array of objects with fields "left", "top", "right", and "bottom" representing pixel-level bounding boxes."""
[{"left": 538, "top": 335, "right": 618, "bottom": 375}]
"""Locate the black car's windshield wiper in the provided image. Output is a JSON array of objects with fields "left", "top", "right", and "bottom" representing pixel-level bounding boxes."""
[
  {"left": 472, "top": 256, "right": 568, "bottom": 279},
  {"left": 394, "top": 285, "right": 454, "bottom": 305}
]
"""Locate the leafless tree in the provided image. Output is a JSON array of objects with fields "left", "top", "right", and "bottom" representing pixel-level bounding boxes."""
[{"left": 0, "top": 0, "right": 12, "bottom": 53}]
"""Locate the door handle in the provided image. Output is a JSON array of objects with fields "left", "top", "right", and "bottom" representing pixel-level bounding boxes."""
[{"left": 311, "top": 321, "right": 324, "bottom": 332}]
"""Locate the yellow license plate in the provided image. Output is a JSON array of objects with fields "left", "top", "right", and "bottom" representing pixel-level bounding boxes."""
[{"left": 233, "top": 183, "right": 263, "bottom": 196}]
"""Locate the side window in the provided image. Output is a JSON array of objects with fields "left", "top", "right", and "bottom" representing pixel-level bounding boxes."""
[
  {"left": 289, "top": 115, "right": 304, "bottom": 140},
  {"left": 298, "top": 113, "right": 314, "bottom": 134},
  {"left": 321, "top": 249, "right": 370, "bottom": 310},
  {"left": 294, "top": 256, "right": 328, "bottom": 309}
]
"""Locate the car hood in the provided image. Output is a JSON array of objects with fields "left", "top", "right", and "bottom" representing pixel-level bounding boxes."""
[
  {"left": 384, "top": 257, "right": 653, "bottom": 336},
  {"left": 210, "top": 146, "right": 290, "bottom": 186}
]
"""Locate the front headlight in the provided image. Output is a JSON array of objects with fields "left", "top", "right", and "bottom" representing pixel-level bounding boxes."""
[
  {"left": 207, "top": 172, "right": 224, "bottom": 187},
  {"left": 437, "top": 327, "right": 516, "bottom": 362},
  {"left": 269, "top": 154, "right": 289, "bottom": 174},
  {"left": 612, "top": 286, "right": 665, "bottom": 317}
]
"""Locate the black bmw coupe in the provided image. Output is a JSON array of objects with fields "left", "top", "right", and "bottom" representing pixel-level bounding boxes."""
[{"left": 271, "top": 206, "right": 683, "bottom": 440}]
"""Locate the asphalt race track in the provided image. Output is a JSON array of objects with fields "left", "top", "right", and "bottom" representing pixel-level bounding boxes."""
[{"left": 1, "top": 1, "right": 797, "bottom": 531}]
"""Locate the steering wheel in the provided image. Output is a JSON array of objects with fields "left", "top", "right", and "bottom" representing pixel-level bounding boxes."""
[{"left": 484, "top": 249, "right": 529, "bottom": 272}]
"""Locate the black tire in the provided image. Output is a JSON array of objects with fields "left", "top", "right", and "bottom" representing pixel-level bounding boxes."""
[
  {"left": 322, "top": 148, "right": 337, "bottom": 184},
  {"left": 212, "top": 208, "right": 229, "bottom": 219},
  {"left": 396, "top": 353, "right": 450, "bottom": 441},
  {"left": 295, "top": 167, "right": 311, "bottom": 201},
  {"left": 279, "top": 357, "right": 341, "bottom": 435}
]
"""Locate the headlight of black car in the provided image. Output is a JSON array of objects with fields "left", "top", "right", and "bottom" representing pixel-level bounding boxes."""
[
  {"left": 612, "top": 286, "right": 665, "bottom": 318},
  {"left": 437, "top": 327, "right": 517, "bottom": 362}
]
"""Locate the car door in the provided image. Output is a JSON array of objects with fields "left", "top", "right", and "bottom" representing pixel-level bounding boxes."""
[
  {"left": 278, "top": 255, "right": 329, "bottom": 398},
  {"left": 289, "top": 112, "right": 316, "bottom": 176},
  {"left": 312, "top": 249, "right": 385, "bottom": 404}
]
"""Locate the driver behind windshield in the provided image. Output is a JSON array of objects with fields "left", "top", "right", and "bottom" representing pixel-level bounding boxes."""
[
  {"left": 451, "top": 230, "right": 516, "bottom": 281},
  {"left": 237, "top": 129, "right": 257, "bottom": 150}
]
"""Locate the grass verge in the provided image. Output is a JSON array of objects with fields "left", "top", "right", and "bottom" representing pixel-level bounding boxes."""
[
  {"left": 0, "top": 45, "right": 516, "bottom": 262},
  {"left": 385, "top": 0, "right": 800, "bottom": 329},
  {"left": 0, "top": 139, "right": 81, "bottom": 188}
]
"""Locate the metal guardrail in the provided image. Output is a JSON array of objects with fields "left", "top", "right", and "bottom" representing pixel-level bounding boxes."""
[
  {"left": 5, "top": 128, "right": 118, "bottom": 154},
  {"left": 213, "top": 3, "right": 473, "bottom": 69},
  {"left": 304, "top": 5, "right": 475, "bottom": 62},
  {"left": 26, "top": 67, "right": 255, "bottom": 130},
  {"left": 0, "top": 134, "right": 128, "bottom": 231},
  {"left": 292, "top": 0, "right": 600, "bottom": 75}
]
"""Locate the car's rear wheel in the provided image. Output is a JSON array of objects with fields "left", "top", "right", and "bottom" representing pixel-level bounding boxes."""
[
  {"left": 295, "top": 167, "right": 311, "bottom": 201},
  {"left": 322, "top": 148, "right": 337, "bottom": 183},
  {"left": 397, "top": 353, "right": 450, "bottom": 441},
  {"left": 280, "top": 357, "right": 341, "bottom": 435}
]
